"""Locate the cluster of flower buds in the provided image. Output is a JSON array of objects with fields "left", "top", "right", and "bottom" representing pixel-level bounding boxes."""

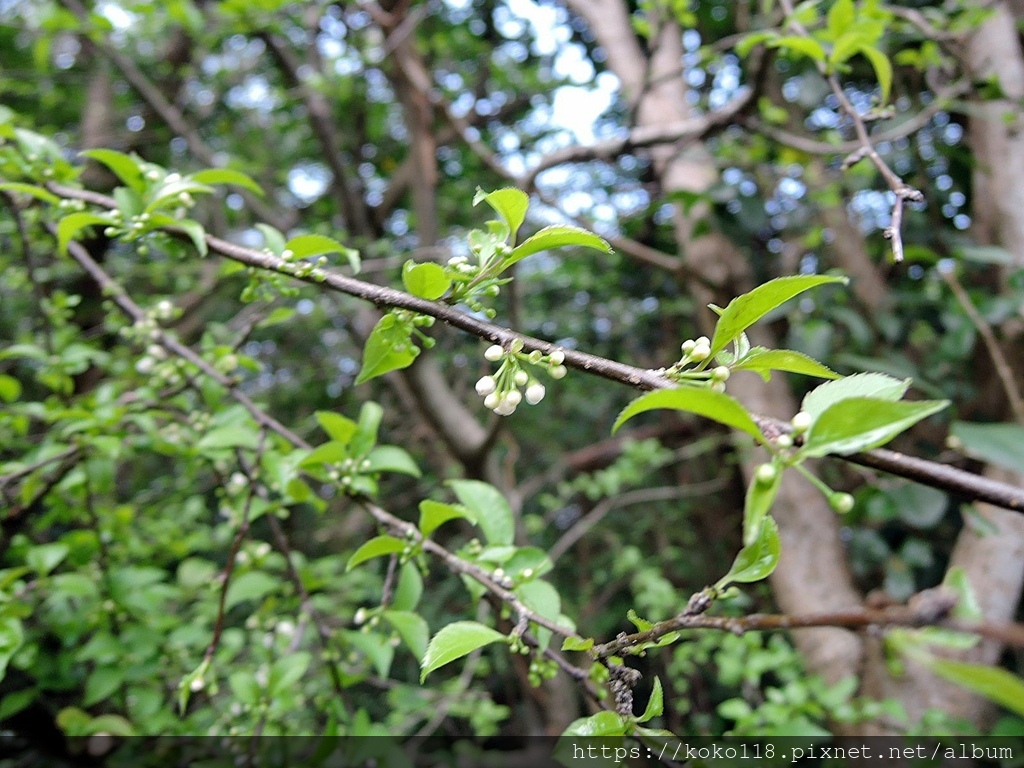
[
  {"left": 660, "top": 335, "right": 733, "bottom": 391},
  {"left": 475, "top": 340, "right": 567, "bottom": 416}
]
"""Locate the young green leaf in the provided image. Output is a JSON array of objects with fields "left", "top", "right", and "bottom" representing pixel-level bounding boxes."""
[
  {"left": 256, "top": 223, "right": 287, "bottom": 255},
  {"left": 298, "top": 441, "right": 348, "bottom": 468},
  {"left": 944, "top": 567, "right": 982, "bottom": 622},
  {"left": 716, "top": 515, "right": 781, "bottom": 587},
  {"left": 920, "top": 658, "right": 1024, "bottom": 719},
  {"left": 860, "top": 46, "right": 892, "bottom": 102},
  {"left": 286, "top": 234, "right": 359, "bottom": 272},
  {"left": 561, "top": 636, "right": 594, "bottom": 652},
  {"left": 383, "top": 610, "right": 430, "bottom": 661},
  {"left": 418, "top": 499, "right": 477, "bottom": 538},
  {"left": 191, "top": 168, "right": 264, "bottom": 196},
  {"left": 390, "top": 562, "right": 423, "bottom": 612},
  {"left": 57, "top": 212, "right": 115, "bottom": 254},
  {"left": 0, "top": 182, "right": 60, "bottom": 205},
  {"left": 80, "top": 149, "right": 146, "bottom": 193},
  {"left": 355, "top": 314, "right": 418, "bottom": 385},
  {"left": 638, "top": 677, "right": 664, "bottom": 723},
  {"left": 743, "top": 463, "right": 782, "bottom": 547},
  {"left": 733, "top": 349, "right": 840, "bottom": 381},
  {"left": 363, "top": 445, "right": 421, "bottom": 477},
  {"left": 504, "top": 225, "right": 612, "bottom": 268},
  {"left": 346, "top": 535, "right": 407, "bottom": 571},
  {"left": 402, "top": 261, "right": 451, "bottom": 300},
  {"left": 802, "top": 372, "right": 910, "bottom": 422},
  {"left": 801, "top": 397, "right": 949, "bottom": 457},
  {"left": 448, "top": 479, "right": 514, "bottom": 546},
  {"left": 162, "top": 216, "right": 208, "bottom": 257},
  {"left": 560, "top": 711, "right": 629, "bottom": 737},
  {"left": 473, "top": 187, "right": 529, "bottom": 242},
  {"left": 826, "top": 0, "right": 855, "bottom": 40},
  {"left": 710, "top": 275, "right": 846, "bottom": 357},
  {"left": 768, "top": 35, "right": 828, "bottom": 63},
  {"left": 613, "top": 388, "right": 766, "bottom": 443},
  {"left": 351, "top": 401, "right": 384, "bottom": 458},
  {"left": 420, "top": 621, "right": 507, "bottom": 681},
  {"left": 315, "top": 411, "right": 357, "bottom": 445}
]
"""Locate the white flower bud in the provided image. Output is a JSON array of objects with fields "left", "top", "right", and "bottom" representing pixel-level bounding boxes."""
[
  {"left": 548, "top": 349, "right": 565, "bottom": 366},
  {"left": 525, "top": 382, "right": 546, "bottom": 404},
  {"left": 681, "top": 339, "right": 696, "bottom": 355},
  {"left": 484, "top": 392, "right": 500, "bottom": 410},
  {"left": 504, "top": 390, "right": 522, "bottom": 407},
  {"left": 755, "top": 463, "right": 777, "bottom": 484},
  {"left": 514, "top": 370, "right": 529, "bottom": 387},
  {"left": 475, "top": 375, "right": 497, "bottom": 396},
  {"left": 484, "top": 344, "right": 504, "bottom": 361},
  {"left": 712, "top": 366, "right": 731, "bottom": 381},
  {"left": 695, "top": 336, "right": 710, "bottom": 347},
  {"left": 791, "top": 411, "right": 813, "bottom": 434},
  {"left": 135, "top": 357, "right": 155, "bottom": 374},
  {"left": 549, "top": 365, "right": 567, "bottom": 380},
  {"left": 190, "top": 676, "right": 205, "bottom": 692},
  {"left": 494, "top": 400, "right": 517, "bottom": 416},
  {"left": 690, "top": 344, "right": 711, "bottom": 362}
]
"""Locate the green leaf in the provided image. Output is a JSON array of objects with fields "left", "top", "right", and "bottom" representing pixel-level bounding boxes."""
[
  {"left": 802, "top": 372, "right": 910, "bottom": 422},
  {"left": 256, "top": 223, "right": 287, "bottom": 255},
  {"left": 418, "top": 499, "right": 476, "bottom": 538},
  {"left": 743, "top": 464, "right": 782, "bottom": 546},
  {"left": 768, "top": 35, "right": 827, "bottom": 62},
  {"left": 390, "top": 562, "right": 423, "bottom": 612},
  {"left": 351, "top": 401, "right": 384, "bottom": 458},
  {"left": 504, "top": 225, "right": 612, "bottom": 268},
  {"left": 80, "top": 149, "right": 145, "bottom": 192},
  {"left": 268, "top": 652, "right": 311, "bottom": 696},
  {"left": 951, "top": 421, "right": 1024, "bottom": 475},
  {"left": 638, "top": 677, "right": 664, "bottom": 723},
  {"left": 315, "top": 411, "right": 357, "bottom": 445},
  {"left": 735, "top": 30, "right": 778, "bottom": 57},
  {"left": 448, "top": 480, "right": 514, "bottom": 546},
  {"left": 402, "top": 261, "right": 451, "bottom": 300},
  {"left": 613, "top": 388, "right": 765, "bottom": 443},
  {"left": 733, "top": 349, "right": 840, "bottom": 381},
  {"left": 420, "top": 621, "right": 507, "bottom": 681},
  {"left": 561, "top": 636, "right": 594, "bottom": 652},
  {"left": 363, "top": 445, "right": 421, "bottom": 477},
  {"left": 801, "top": 397, "right": 949, "bottom": 457},
  {"left": 0, "top": 616, "right": 24, "bottom": 680},
  {"left": 343, "top": 629, "right": 395, "bottom": 678},
  {"left": 224, "top": 571, "right": 280, "bottom": 610},
  {"left": 944, "top": 567, "right": 982, "bottom": 622},
  {"left": 0, "top": 374, "right": 21, "bottom": 403},
  {"left": 57, "top": 212, "right": 114, "bottom": 254},
  {"left": 355, "top": 314, "right": 417, "bottom": 385},
  {"left": 196, "top": 423, "right": 260, "bottom": 451},
  {"left": 561, "top": 711, "right": 629, "bottom": 737},
  {"left": 171, "top": 217, "right": 209, "bottom": 257},
  {"left": 191, "top": 168, "right": 264, "bottom": 196},
  {"left": 383, "top": 610, "right": 430, "bottom": 661},
  {"left": 716, "top": 515, "right": 781, "bottom": 587},
  {"left": 923, "top": 658, "right": 1024, "bottom": 719},
  {"left": 285, "top": 234, "right": 359, "bottom": 272},
  {"left": 473, "top": 187, "right": 529, "bottom": 241},
  {"left": 0, "top": 182, "right": 60, "bottom": 205},
  {"left": 298, "top": 441, "right": 348, "bottom": 468},
  {"left": 346, "top": 536, "right": 407, "bottom": 571},
  {"left": 827, "top": 0, "right": 855, "bottom": 40},
  {"left": 26, "top": 543, "right": 68, "bottom": 576},
  {"left": 710, "top": 275, "right": 846, "bottom": 357},
  {"left": 860, "top": 46, "right": 892, "bottom": 102}
]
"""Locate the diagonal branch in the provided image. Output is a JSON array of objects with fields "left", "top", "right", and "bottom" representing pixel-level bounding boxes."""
[{"left": 44, "top": 182, "right": 1024, "bottom": 512}]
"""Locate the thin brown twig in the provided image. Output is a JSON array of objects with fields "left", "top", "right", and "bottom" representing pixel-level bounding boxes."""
[
  {"left": 594, "top": 588, "right": 1024, "bottom": 657},
  {"left": 939, "top": 262, "right": 1024, "bottom": 424},
  {"left": 776, "top": 0, "right": 924, "bottom": 263}
]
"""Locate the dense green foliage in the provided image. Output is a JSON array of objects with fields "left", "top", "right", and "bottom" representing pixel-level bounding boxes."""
[{"left": 2, "top": 0, "right": 1024, "bottom": 757}]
